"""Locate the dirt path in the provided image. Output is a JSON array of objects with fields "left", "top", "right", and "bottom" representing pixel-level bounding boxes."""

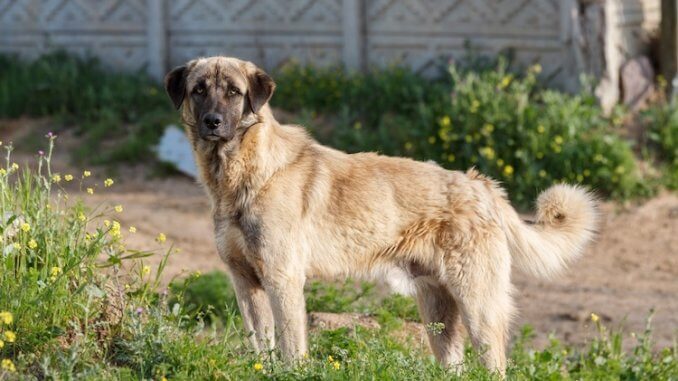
[{"left": 2, "top": 119, "right": 676, "bottom": 349}]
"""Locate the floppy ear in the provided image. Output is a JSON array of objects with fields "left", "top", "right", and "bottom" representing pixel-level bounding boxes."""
[
  {"left": 164, "top": 65, "right": 187, "bottom": 109},
  {"left": 247, "top": 67, "right": 276, "bottom": 114}
]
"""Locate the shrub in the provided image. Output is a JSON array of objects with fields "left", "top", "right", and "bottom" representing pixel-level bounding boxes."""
[
  {"left": 642, "top": 102, "right": 678, "bottom": 189},
  {"left": 274, "top": 61, "right": 647, "bottom": 207}
]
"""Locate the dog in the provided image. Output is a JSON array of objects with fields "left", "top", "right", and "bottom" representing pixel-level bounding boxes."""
[{"left": 164, "top": 56, "right": 597, "bottom": 374}]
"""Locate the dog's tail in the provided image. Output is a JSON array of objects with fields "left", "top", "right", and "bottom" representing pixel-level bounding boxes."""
[{"left": 502, "top": 184, "right": 598, "bottom": 279}]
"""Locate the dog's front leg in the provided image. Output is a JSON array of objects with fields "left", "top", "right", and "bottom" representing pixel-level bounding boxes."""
[
  {"left": 220, "top": 240, "right": 275, "bottom": 353},
  {"left": 262, "top": 261, "right": 308, "bottom": 360}
]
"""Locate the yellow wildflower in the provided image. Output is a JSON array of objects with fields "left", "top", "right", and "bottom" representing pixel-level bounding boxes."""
[
  {"left": 496, "top": 159, "right": 504, "bottom": 167},
  {"left": 64, "top": 174, "right": 74, "bottom": 181},
  {"left": 49, "top": 267, "right": 62, "bottom": 281},
  {"left": 530, "top": 63, "right": 542, "bottom": 74},
  {"left": 499, "top": 75, "right": 512, "bottom": 89},
  {"left": 3, "top": 331, "right": 15, "bottom": 343},
  {"left": 615, "top": 165, "right": 625, "bottom": 175},
  {"left": 480, "top": 147, "right": 495, "bottom": 160},
  {"left": 78, "top": 212, "right": 86, "bottom": 222},
  {"left": 141, "top": 265, "right": 151, "bottom": 276},
  {"left": 539, "top": 170, "right": 547, "bottom": 178},
  {"left": 28, "top": 239, "right": 38, "bottom": 249},
  {"left": 83, "top": 170, "right": 91, "bottom": 177},
  {"left": 20, "top": 223, "right": 30, "bottom": 232},
  {"left": 104, "top": 220, "right": 111, "bottom": 227},
  {"left": 503, "top": 165, "right": 514, "bottom": 176},
  {"left": 404, "top": 142, "right": 413, "bottom": 150},
  {"left": 0, "top": 311, "right": 12, "bottom": 325},
  {"left": 12, "top": 243, "right": 21, "bottom": 250},
  {"left": 1, "top": 359, "right": 15, "bottom": 372},
  {"left": 104, "top": 178, "right": 114, "bottom": 187},
  {"left": 333, "top": 361, "right": 340, "bottom": 370},
  {"left": 0, "top": 169, "right": 5, "bottom": 176},
  {"left": 591, "top": 313, "right": 599, "bottom": 323},
  {"left": 52, "top": 174, "right": 61, "bottom": 183},
  {"left": 253, "top": 362, "right": 263, "bottom": 371},
  {"left": 156, "top": 233, "right": 167, "bottom": 243},
  {"left": 129, "top": 226, "right": 137, "bottom": 233},
  {"left": 447, "top": 154, "right": 455, "bottom": 162},
  {"left": 470, "top": 99, "right": 480, "bottom": 113},
  {"left": 482, "top": 123, "right": 494, "bottom": 136},
  {"left": 10, "top": 163, "right": 18, "bottom": 171},
  {"left": 0, "top": 340, "right": 3, "bottom": 349},
  {"left": 114, "top": 205, "right": 123, "bottom": 213},
  {"left": 87, "top": 187, "right": 94, "bottom": 195},
  {"left": 576, "top": 174, "right": 584, "bottom": 182},
  {"left": 554, "top": 135, "right": 564, "bottom": 145},
  {"left": 328, "top": 355, "right": 334, "bottom": 362},
  {"left": 439, "top": 115, "right": 451, "bottom": 127},
  {"left": 537, "top": 125, "right": 545, "bottom": 134}
]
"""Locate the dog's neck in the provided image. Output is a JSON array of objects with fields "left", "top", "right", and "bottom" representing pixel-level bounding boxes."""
[{"left": 188, "top": 105, "right": 309, "bottom": 215}]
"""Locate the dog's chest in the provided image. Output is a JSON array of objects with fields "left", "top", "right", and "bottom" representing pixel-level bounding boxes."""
[{"left": 231, "top": 208, "right": 262, "bottom": 252}]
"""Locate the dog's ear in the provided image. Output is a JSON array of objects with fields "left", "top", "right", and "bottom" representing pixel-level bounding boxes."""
[
  {"left": 164, "top": 65, "right": 187, "bottom": 109},
  {"left": 246, "top": 67, "right": 275, "bottom": 114}
]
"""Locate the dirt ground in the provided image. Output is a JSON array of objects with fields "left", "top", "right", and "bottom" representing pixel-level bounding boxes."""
[{"left": 2, "top": 118, "right": 677, "bottom": 350}]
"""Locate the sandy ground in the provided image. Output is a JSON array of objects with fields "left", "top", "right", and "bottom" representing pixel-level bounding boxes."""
[{"left": 2, "top": 118, "right": 677, "bottom": 350}]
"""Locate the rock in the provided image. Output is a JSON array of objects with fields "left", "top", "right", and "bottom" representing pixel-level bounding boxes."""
[
  {"left": 621, "top": 56, "right": 656, "bottom": 111},
  {"left": 156, "top": 125, "right": 198, "bottom": 177},
  {"left": 308, "top": 312, "right": 381, "bottom": 332}
]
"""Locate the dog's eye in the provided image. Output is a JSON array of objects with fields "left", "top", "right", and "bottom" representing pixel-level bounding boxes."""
[
  {"left": 228, "top": 88, "right": 240, "bottom": 96},
  {"left": 194, "top": 87, "right": 204, "bottom": 95}
]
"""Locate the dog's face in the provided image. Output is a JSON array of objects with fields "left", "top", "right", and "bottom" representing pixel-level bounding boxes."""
[{"left": 164, "top": 57, "right": 275, "bottom": 141}]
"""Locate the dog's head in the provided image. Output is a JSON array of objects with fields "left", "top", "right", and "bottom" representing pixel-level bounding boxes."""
[{"left": 164, "top": 57, "right": 275, "bottom": 142}]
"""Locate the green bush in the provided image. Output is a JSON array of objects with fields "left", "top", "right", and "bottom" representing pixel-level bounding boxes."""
[
  {"left": 274, "top": 61, "right": 648, "bottom": 207},
  {"left": 642, "top": 102, "right": 678, "bottom": 189},
  {"left": 0, "top": 52, "right": 176, "bottom": 164}
]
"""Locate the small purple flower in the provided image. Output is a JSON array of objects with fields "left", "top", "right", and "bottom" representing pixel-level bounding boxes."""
[
  {"left": 45, "top": 131, "right": 57, "bottom": 139},
  {"left": 135, "top": 307, "right": 144, "bottom": 315},
  {"left": 38, "top": 150, "right": 44, "bottom": 156}
]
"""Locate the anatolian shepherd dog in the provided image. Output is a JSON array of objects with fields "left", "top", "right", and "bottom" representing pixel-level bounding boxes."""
[{"left": 164, "top": 56, "right": 597, "bottom": 374}]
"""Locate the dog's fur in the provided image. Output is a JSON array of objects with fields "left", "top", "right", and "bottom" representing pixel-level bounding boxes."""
[{"left": 164, "top": 56, "right": 598, "bottom": 374}]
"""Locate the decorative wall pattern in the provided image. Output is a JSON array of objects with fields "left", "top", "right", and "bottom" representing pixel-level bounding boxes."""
[
  {"left": 0, "top": 0, "right": 149, "bottom": 70},
  {"left": 0, "top": 0, "right": 662, "bottom": 93}
]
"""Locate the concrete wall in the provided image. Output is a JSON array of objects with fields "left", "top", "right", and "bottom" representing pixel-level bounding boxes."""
[{"left": 0, "top": 0, "right": 663, "bottom": 100}]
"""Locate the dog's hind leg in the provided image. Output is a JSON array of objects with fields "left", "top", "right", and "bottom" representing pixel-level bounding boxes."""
[
  {"left": 224, "top": 250, "right": 275, "bottom": 353},
  {"left": 447, "top": 240, "right": 514, "bottom": 376},
  {"left": 415, "top": 280, "right": 465, "bottom": 368}
]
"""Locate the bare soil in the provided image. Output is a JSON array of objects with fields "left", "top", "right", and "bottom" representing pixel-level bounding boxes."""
[{"left": 2, "top": 118, "right": 676, "bottom": 350}]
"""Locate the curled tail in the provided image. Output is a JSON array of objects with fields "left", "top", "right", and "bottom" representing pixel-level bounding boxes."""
[{"left": 503, "top": 184, "right": 599, "bottom": 279}]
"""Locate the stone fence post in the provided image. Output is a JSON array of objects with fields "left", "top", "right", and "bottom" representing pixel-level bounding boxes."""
[{"left": 146, "top": 0, "right": 167, "bottom": 81}]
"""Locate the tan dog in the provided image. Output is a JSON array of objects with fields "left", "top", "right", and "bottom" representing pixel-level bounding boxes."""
[{"left": 164, "top": 56, "right": 598, "bottom": 374}]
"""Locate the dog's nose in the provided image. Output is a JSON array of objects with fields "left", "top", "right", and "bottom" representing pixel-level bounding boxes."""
[{"left": 202, "top": 113, "right": 223, "bottom": 129}]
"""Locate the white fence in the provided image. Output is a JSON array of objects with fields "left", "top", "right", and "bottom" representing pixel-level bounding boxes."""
[{"left": 0, "top": 0, "right": 661, "bottom": 97}]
